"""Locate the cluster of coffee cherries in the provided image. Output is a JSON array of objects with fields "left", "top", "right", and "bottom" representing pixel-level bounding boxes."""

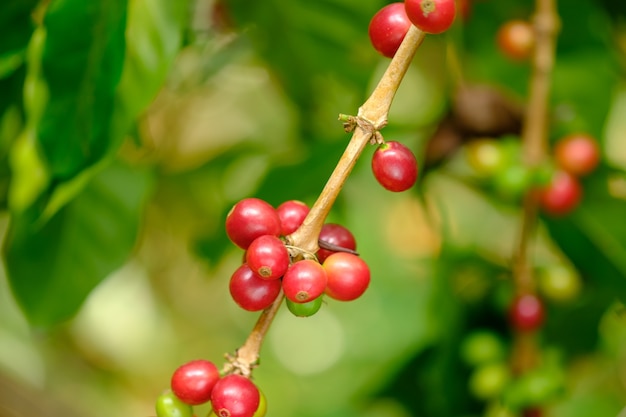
[
  {"left": 156, "top": 360, "right": 265, "bottom": 417},
  {"left": 368, "top": 0, "right": 456, "bottom": 58},
  {"left": 225, "top": 197, "right": 370, "bottom": 317},
  {"left": 464, "top": 132, "right": 600, "bottom": 216},
  {"left": 460, "top": 262, "right": 582, "bottom": 415},
  {"left": 459, "top": 295, "right": 551, "bottom": 417}
]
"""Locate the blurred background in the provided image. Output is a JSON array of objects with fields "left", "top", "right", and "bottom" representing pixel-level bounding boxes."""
[{"left": 1, "top": 0, "right": 626, "bottom": 416}]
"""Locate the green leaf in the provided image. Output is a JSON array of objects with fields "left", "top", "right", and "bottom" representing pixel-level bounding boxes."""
[
  {"left": 32, "top": 0, "right": 187, "bottom": 221},
  {"left": 3, "top": 160, "right": 153, "bottom": 327},
  {"left": 37, "top": 0, "right": 128, "bottom": 179},
  {"left": 0, "top": 0, "right": 39, "bottom": 78},
  {"left": 114, "top": 0, "right": 188, "bottom": 124}
]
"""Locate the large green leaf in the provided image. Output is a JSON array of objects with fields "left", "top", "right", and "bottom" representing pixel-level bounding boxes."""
[
  {"left": 3, "top": 161, "right": 152, "bottom": 327},
  {"left": 37, "top": 0, "right": 188, "bottom": 222},
  {"left": 37, "top": 0, "right": 127, "bottom": 179},
  {"left": 0, "top": 0, "right": 39, "bottom": 79}
]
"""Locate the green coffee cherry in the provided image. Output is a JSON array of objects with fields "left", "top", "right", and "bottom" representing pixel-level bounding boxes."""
[
  {"left": 155, "top": 390, "right": 193, "bottom": 417},
  {"left": 469, "top": 362, "right": 511, "bottom": 400},
  {"left": 538, "top": 264, "right": 581, "bottom": 302},
  {"left": 286, "top": 296, "right": 323, "bottom": 317},
  {"left": 460, "top": 330, "right": 507, "bottom": 367}
]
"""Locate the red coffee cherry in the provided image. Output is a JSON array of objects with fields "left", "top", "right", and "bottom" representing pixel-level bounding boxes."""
[
  {"left": 276, "top": 200, "right": 310, "bottom": 236},
  {"left": 317, "top": 223, "right": 357, "bottom": 263},
  {"left": 371, "top": 141, "right": 418, "bottom": 192},
  {"left": 323, "top": 252, "right": 371, "bottom": 301},
  {"left": 404, "top": 0, "right": 456, "bottom": 34},
  {"left": 171, "top": 360, "right": 220, "bottom": 406},
  {"left": 229, "top": 264, "right": 282, "bottom": 311},
  {"left": 245, "top": 235, "right": 289, "bottom": 280},
  {"left": 496, "top": 19, "right": 534, "bottom": 61},
  {"left": 509, "top": 294, "right": 545, "bottom": 332},
  {"left": 225, "top": 198, "right": 281, "bottom": 249},
  {"left": 554, "top": 133, "right": 600, "bottom": 177},
  {"left": 210, "top": 374, "right": 260, "bottom": 417},
  {"left": 368, "top": 2, "right": 412, "bottom": 58},
  {"left": 282, "top": 259, "right": 328, "bottom": 303},
  {"left": 539, "top": 171, "right": 582, "bottom": 216}
]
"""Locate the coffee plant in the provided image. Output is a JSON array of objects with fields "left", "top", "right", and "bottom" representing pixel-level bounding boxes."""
[{"left": 1, "top": 0, "right": 626, "bottom": 417}]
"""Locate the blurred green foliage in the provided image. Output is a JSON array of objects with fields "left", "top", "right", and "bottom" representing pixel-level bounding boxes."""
[{"left": 0, "top": 0, "right": 626, "bottom": 416}]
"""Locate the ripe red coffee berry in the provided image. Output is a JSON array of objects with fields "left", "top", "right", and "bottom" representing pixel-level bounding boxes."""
[
  {"left": 282, "top": 259, "right": 328, "bottom": 303},
  {"left": 276, "top": 200, "right": 310, "bottom": 235},
  {"left": 496, "top": 19, "right": 534, "bottom": 61},
  {"left": 539, "top": 171, "right": 582, "bottom": 216},
  {"left": 229, "top": 264, "right": 282, "bottom": 311},
  {"left": 368, "top": 3, "right": 412, "bottom": 58},
  {"left": 405, "top": 0, "right": 456, "bottom": 34},
  {"left": 245, "top": 235, "right": 289, "bottom": 280},
  {"left": 317, "top": 223, "right": 357, "bottom": 263},
  {"left": 323, "top": 252, "right": 371, "bottom": 301},
  {"left": 171, "top": 360, "right": 220, "bottom": 406},
  {"left": 225, "top": 198, "right": 281, "bottom": 249},
  {"left": 554, "top": 133, "right": 600, "bottom": 176},
  {"left": 372, "top": 141, "right": 418, "bottom": 192},
  {"left": 509, "top": 294, "right": 545, "bottom": 332},
  {"left": 210, "top": 374, "right": 260, "bottom": 417}
]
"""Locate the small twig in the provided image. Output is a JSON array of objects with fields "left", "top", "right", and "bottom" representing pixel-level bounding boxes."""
[
  {"left": 288, "top": 25, "right": 426, "bottom": 254},
  {"left": 511, "top": 0, "right": 560, "bottom": 373},
  {"left": 226, "top": 292, "right": 285, "bottom": 376}
]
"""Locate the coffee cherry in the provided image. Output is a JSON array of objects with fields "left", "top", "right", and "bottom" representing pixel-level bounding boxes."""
[
  {"left": 539, "top": 170, "right": 582, "bottom": 216},
  {"left": 229, "top": 264, "right": 282, "bottom": 311},
  {"left": 523, "top": 409, "right": 543, "bottom": 417},
  {"left": 496, "top": 19, "right": 534, "bottom": 61},
  {"left": 492, "top": 163, "right": 532, "bottom": 201},
  {"left": 509, "top": 294, "right": 545, "bottom": 332},
  {"left": 538, "top": 264, "right": 581, "bottom": 302},
  {"left": 405, "top": 0, "right": 456, "bottom": 34},
  {"left": 371, "top": 141, "right": 418, "bottom": 192},
  {"left": 282, "top": 260, "right": 328, "bottom": 303},
  {"left": 469, "top": 362, "right": 511, "bottom": 400},
  {"left": 317, "top": 223, "right": 357, "bottom": 263},
  {"left": 210, "top": 374, "right": 260, "bottom": 417},
  {"left": 323, "top": 252, "right": 370, "bottom": 301},
  {"left": 368, "top": 3, "right": 412, "bottom": 58},
  {"left": 286, "top": 296, "right": 323, "bottom": 317},
  {"left": 252, "top": 389, "right": 267, "bottom": 417},
  {"left": 225, "top": 198, "right": 281, "bottom": 249},
  {"left": 276, "top": 200, "right": 310, "bottom": 236},
  {"left": 207, "top": 389, "right": 267, "bottom": 417},
  {"left": 245, "top": 235, "right": 289, "bottom": 280},
  {"left": 460, "top": 330, "right": 507, "bottom": 367},
  {"left": 156, "top": 389, "right": 194, "bottom": 417},
  {"left": 554, "top": 133, "right": 600, "bottom": 177},
  {"left": 171, "top": 360, "right": 220, "bottom": 406},
  {"left": 465, "top": 138, "right": 507, "bottom": 177}
]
